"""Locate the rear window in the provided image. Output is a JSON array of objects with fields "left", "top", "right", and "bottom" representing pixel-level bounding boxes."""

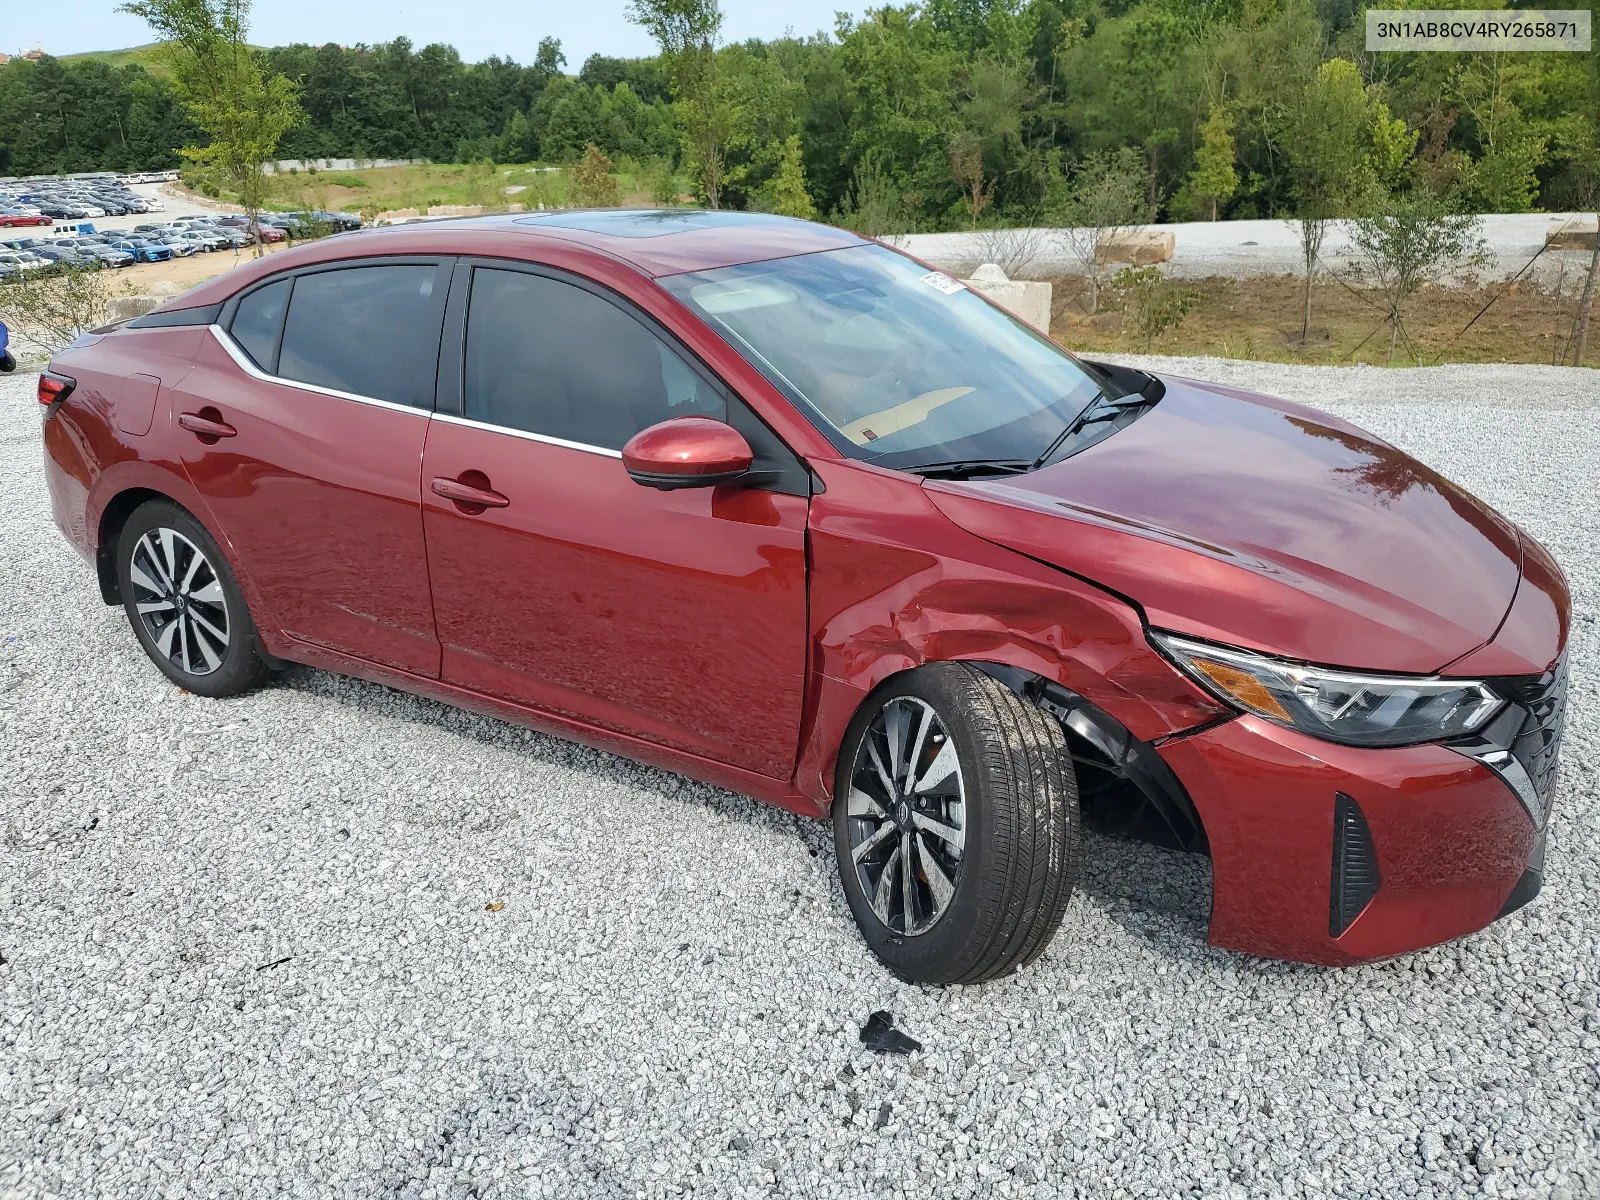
[
  {"left": 276, "top": 264, "right": 447, "bottom": 408},
  {"left": 229, "top": 279, "right": 289, "bottom": 372}
]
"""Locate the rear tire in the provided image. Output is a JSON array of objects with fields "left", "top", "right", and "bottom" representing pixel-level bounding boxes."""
[
  {"left": 115, "top": 499, "right": 274, "bottom": 698},
  {"left": 0, "top": 352, "right": 14, "bottom": 373},
  {"left": 833, "top": 663, "right": 1079, "bottom": 985}
]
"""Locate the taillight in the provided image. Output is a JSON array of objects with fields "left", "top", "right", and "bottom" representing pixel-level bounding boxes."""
[{"left": 38, "top": 371, "right": 75, "bottom": 406}]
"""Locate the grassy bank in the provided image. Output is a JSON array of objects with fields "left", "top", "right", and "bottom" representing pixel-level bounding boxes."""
[
  {"left": 186, "top": 161, "right": 692, "bottom": 217},
  {"left": 1051, "top": 274, "right": 1593, "bottom": 368}
]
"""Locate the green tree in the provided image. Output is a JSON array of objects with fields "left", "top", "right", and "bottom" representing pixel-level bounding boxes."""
[
  {"left": 1457, "top": 54, "right": 1549, "bottom": 213},
  {"left": 1048, "top": 147, "right": 1153, "bottom": 312},
  {"left": 949, "top": 131, "right": 993, "bottom": 227},
  {"left": 1104, "top": 264, "right": 1200, "bottom": 350},
  {"left": 121, "top": 0, "right": 304, "bottom": 252},
  {"left": 569, "top": 142, "right": 620, "bottom": 207},
  {"left": 768, "top": 135, "right": 816, "bottom": 218},
  {"left": 1348, "top": 192, "right": 1488, "bottom": 362},
  {"left": 833, "top": 160, "right": 909, "bottom": 238},
  {"left": 627, "top": 0, "right": 732, "bottom": 207},
  {"left": 718, "top": 44, "right": 804, "bottom": 210},
  {"left": 1281, "top": 58, "right": 1375, "bottom": 341},
  {"left": 834, "top": 8, "right": 961, "bottom": 206},
  {"left": 1188, "top": 103, "right": 1236, "bottom": 220}
]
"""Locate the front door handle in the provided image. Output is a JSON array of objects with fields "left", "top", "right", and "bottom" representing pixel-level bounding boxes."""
[
  {"left": 431, "top": 474, "right": 510, "bottom": 511},
  {"left": 178, "top": 410, "right": 236, "bottom": 440}
]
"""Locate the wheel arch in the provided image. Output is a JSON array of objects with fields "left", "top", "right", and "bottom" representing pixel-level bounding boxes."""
[
  {"left": 94, "top": 486, "right": 165, "bottom": 604},
  {"left": 91, "top": 485, "right": 282, "bottom": 676},
  {"left": 821, "top": 658, "right": 1212, "bottom": 856}
]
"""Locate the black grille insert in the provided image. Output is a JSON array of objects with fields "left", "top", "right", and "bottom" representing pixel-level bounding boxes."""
[
  {"left": 1330, "top": 793, "right": 1381, "bottom": 938},
  {"left": 1489, "top": 653, "right": 1568, "bottom": 820}
]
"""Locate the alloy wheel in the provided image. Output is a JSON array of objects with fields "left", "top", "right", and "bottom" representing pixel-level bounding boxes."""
[
  {"left": 127, "top": 527, "right": 230, "bottom": 676},
  {"left": 844, "top": 696, "right": 967, "bottom": 936}
]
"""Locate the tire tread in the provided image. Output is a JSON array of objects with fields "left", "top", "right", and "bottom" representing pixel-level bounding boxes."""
[{"left": 833, "top": 662, "right": 1079, "bottom": 986}]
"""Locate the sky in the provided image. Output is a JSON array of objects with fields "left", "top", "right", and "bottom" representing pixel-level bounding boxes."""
[{"left": 7, "top": 0, "right": 868, "bottom": 65}]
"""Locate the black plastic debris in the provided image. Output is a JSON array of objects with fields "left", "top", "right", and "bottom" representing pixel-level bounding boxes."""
[{"left": 859, "top": 1010, "right": 921, "bottom": 1055}]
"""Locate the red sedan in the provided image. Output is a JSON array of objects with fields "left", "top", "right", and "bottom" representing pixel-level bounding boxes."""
[
  {"left": 37, "top": 211, "right": 1567, "bottom": 982},
  {"left": 0, "top": 212, "right": 53, "bottom": 227}
]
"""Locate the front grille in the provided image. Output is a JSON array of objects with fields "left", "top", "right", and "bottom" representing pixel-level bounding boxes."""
[
  {"left": 1491, "top": 652, "right": 1569, "bottom": 817},
  {"left": 1330, "top": 793, "right": 1381, "bottom": 938}
]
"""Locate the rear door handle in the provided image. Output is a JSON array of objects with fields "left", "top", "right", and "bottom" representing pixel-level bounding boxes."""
[
  {"left": 178, "top": 410, "right": 236, "bottom": 439},
  {"left": 431, "top": 475, "right": 510, "bottom": 510}
]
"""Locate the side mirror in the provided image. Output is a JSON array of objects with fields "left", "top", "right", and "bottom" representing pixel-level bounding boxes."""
[{"left": 622, "top": 416, "right": 754, "bottom": 491}]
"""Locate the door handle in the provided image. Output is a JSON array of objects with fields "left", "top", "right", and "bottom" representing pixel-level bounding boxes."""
[
  {"left": 431, "top": 475, "right": 510, "bottom": 510},
  {"left": 178, "top": 410, "right": 236, "bottom": 440}
]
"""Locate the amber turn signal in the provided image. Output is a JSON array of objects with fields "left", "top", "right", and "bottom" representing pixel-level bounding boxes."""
[{"left": 1189, "top": 657, "right": 1294, "bottom": 721}]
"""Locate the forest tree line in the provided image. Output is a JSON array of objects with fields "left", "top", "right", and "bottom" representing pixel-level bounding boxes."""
[{"left": 2, "top": 0, "right": 1596, "bottom": 231}]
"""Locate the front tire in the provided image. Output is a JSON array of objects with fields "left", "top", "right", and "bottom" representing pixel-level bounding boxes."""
[
  {"left": 116, "top": 499, "right": 274, "bottom": 698},
  {"left": 833, "top": 663, "right": 1079, "bottom": 985}
]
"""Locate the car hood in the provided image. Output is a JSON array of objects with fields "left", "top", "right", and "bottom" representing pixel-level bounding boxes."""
[{"left": 925, "top": 375, "right": 1522, "bottom": 674}]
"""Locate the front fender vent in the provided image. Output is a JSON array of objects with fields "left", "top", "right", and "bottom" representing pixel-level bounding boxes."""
[{"left": 1330, "top": 792, "right": 1380, "bottom": 938}]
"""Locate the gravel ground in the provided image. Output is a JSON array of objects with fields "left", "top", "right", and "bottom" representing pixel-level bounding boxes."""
[
  {"left": 1, "top": 360, "right": 1597, "bottom": 1200},
  {"left": 900, "top": 212, "right": 1592, "bottom": 284}
]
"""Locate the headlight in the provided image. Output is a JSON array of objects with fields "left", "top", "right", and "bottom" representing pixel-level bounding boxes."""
[{"left": 1150, "top": 631, "right": 1503, "bottom": 748}]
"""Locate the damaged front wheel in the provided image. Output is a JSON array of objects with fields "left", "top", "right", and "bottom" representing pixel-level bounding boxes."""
[{"left": 833, "top": 663, "right": 1080, "bottom": 985}]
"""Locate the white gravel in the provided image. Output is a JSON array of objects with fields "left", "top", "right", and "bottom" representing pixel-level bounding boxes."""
[
  {"left": 2, "top": 360, "right": 1597, "bottom": 1200},
  {"left": 901, "top": 212, "right": 1594, "bottom": 284}
]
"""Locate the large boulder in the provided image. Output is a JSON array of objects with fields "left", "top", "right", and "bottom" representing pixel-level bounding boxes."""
[
  {"left": 1099, "top": 230, "right": 1175, "bottom": 265},
  {"left": 961, "top": 264, "right": 1053, "bottom": 333}
]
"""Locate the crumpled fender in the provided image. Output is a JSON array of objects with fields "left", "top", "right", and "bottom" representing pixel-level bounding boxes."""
[{"left": 790, "top": 458, "right": 1226, "bottom": 809}]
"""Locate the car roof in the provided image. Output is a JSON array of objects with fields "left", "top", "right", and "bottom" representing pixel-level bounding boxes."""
[
  {"left": 501, "top": 209, "right": 864, "bottom": 274},
  {"left": 162, "top": 209, "right": 871, "bottom": 313}
]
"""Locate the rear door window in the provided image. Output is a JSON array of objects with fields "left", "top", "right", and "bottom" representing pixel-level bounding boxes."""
[
  {"left": 277, "top": 263, "right": 448, "bottom": 408},
  {"left": 228, "top": 278, "right": 289, "bottom": 372},
  {"left": 463, "top": 267, "right": 725, "bottom": 449}
]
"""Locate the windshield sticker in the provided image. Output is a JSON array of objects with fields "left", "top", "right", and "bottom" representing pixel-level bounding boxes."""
[{"left": 919, "top": 270, "right": 966, "bottom": 295}]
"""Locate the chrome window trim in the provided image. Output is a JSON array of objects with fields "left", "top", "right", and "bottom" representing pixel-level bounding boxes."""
[
  {"left": 209, "top": 323, "right": 429, "bottom": 417},
  {"left": 212, "top": 323, "right": 625, "bottom": 457},
  {"left": 430, "top": 411, "right": 624, "bottom": 459}
]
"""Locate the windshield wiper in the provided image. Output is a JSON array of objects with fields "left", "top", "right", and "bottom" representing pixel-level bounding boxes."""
[
  {"left": 1030, "top": 392, "right": 1153, "bottom": 470},
  {"left": 905, "top": 459, "right": 1035, "bottom": 480}
]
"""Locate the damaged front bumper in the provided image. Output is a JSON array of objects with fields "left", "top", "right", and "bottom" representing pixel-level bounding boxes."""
[{"left": 1155, "top": 653, "right": 1565, "bottom": 965}]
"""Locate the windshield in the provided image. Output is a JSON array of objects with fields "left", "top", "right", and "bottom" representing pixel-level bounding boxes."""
[{"left": 659, "top": 243, "right": 1107, "bottom": 470}]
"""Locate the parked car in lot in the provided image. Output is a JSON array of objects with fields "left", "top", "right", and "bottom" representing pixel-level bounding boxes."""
[
  {"left": 69, "top": 242, "right": 136, "bottom": 268},
  {"left": 0, "top": 251, "right": 48, "bottom": 273},
  {"left": 31, "top": 245, "right": 100, "bottom": 268},
  {"left": 37, "top": 211, "right": 1570, "bottom": 982},
  {"left": 208, "top": 227, "right": 254, "bottom": 250},
  {"left": 173, "top": 228, "right": 228, "bottom": 252},
  {"left": 105, "top": 238, "right": 173, "bottom": 263},
  {"left": 143, "top": 233, "right": 194, "bottom": 257},
  {"left": 0, "top": 210, "right": 53, "bottom": 227}
]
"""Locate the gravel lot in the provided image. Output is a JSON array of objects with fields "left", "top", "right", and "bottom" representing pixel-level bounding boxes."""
[
  {"left": 901, "top": 212, "right": 1592, "bottom": 284},
  {"left": 1, "top": 359, "right": 1596, "bottom": 1200}
]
